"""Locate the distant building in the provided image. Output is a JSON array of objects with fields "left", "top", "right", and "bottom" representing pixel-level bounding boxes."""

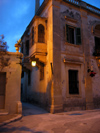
[{"left": 21, "top": 0, "right": 100, "bottom": 113}]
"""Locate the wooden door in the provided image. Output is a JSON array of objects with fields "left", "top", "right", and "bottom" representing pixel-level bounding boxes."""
[{"left": 0, "top": 72, "right": 6, "bottom": 109}]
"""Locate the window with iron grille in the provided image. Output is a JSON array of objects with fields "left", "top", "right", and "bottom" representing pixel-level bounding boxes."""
[{"left": 69, "top": 70, "right": 79, "bottom": 94}]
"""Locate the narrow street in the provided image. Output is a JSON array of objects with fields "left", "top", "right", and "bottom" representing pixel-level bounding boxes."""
[{"left": 0, "top": 103, "right": 100, "bottom": 133}]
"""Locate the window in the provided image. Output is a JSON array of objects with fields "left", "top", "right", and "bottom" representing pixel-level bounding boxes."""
[
  {"left": 32, "top": 27, "right": 34, "bottom": 45},
  {"left": 69, "top": 70, "right": 79, "bottom": 94},
  {"left": 38, "top": 24, "right": 45, "bottom": 43},
  {"left": 95, "top": 37, "right": 100, "bottom": 50},
  {"left": 25, "top": 40, "right": 29, "bottom": 55},
  {"left": 93, "top": 24, "right": 100, "bottom": 56},
  {"left": 28, "top": 70, "right": 31, "bottom": 85},
  {"left": 66, "top": 24, "right": 81, "bottom": 45}
]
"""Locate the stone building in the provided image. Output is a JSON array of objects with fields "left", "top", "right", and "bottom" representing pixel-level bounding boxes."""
[
  {"left": 0, "top": 37, "right": 22, "bottom": 114},
  {"left": 0, "top": 52, "right": 22, "bottom": 114},
  {"left": 21, "top": 0, "right": 100, "bottom": 113}
]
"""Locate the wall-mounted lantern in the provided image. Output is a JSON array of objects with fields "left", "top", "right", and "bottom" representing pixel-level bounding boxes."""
[
  {"left": 31, "top": 61, "right": 36, "bottom": 67},
  {"left": 30, "top": 57, "right": 44, "bottom": 68}
]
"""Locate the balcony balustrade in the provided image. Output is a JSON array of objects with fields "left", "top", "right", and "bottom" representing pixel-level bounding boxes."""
[{"left": 63, "top": 0, "right": 100, "bottom": 15}]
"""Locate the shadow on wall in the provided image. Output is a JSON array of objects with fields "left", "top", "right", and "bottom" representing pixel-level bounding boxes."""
[
  {"left": 93, "top": 97, "right": 100, "bottom": 109},
  {"left": 21, "top": 80, "right": 52, "bottom": 116}
]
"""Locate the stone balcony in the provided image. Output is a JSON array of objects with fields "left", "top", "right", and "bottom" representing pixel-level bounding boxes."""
[{"left": 29, "top": 42, "right": 47, "bottom": 63}]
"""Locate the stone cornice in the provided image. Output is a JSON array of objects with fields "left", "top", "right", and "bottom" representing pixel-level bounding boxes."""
[{"left": 63, "top": 0, "right": 100, "bottom": 16}]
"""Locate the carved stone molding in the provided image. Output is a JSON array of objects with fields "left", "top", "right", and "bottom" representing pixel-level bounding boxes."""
[
  {"left": 88, "top": 20, "right": 100, "bottom": 33},
  {"left": 61, "top": 9, "right": 81, "bottom": 21}
]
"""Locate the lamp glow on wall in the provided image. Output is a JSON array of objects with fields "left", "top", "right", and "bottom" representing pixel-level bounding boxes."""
[{"left": 31, "top": 61, "right": 36, "bottom": 67}]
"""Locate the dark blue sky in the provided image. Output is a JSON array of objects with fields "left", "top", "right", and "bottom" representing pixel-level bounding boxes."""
[{"left": 0, "top": 0, "right": 100, "bottom": 52}]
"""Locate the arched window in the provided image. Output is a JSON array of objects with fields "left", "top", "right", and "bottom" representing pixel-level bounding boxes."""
[{"left": 38, "top": 24, "right": 45, "bottom": 43}]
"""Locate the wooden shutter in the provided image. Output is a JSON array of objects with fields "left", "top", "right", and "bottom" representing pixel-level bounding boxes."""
[
  {"left": 76, "top": 28, "right": 81, "bottom": 45},
  {"left": 66, "top": 24, "right": 69, "bottom": 42}
]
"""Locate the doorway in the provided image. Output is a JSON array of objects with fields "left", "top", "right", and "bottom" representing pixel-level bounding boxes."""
[{"left": 0, "top": 72, "right": 6, "bottom": 109}]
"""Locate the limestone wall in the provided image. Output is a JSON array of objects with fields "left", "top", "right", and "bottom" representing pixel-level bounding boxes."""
[
  {"left": 21, "top": 0, "right": 53, "bottom": 110},
  {"left": 0, "top": 52, "right": 22, "bottom": 114},
  {"left": 59, "top": 0, "right": 100, "bottom": 110},
  {"left": 21, "top": 0, "right": 100, "bottom": 112},
  {"left": 87, "top": 15, "right": 100, "bottom": 108}
]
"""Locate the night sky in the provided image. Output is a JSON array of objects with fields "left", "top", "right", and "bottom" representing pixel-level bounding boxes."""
[{"left": 0, "top": 0, "right": 100, "bottom": 52}]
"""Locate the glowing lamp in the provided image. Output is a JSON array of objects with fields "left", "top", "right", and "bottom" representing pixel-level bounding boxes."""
[{"left": 31, "top": 61, "right": 36, "bottom": 67}]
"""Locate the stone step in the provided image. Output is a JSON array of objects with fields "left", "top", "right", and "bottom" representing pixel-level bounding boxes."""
[{"left": 0, "top": 110, "right": 8, "bottom": 115}]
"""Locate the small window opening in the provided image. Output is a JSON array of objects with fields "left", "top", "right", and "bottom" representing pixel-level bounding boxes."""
[{"left": 26, "top": 40, "right": 29, "bottom": 55}]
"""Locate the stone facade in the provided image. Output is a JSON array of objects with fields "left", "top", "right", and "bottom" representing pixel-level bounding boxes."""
[
  {"left": 21, "top": 0, "right": 100, "bottom": 113},
  {"left": 0, "top": 52, "right": 22, "bottom": 114}
]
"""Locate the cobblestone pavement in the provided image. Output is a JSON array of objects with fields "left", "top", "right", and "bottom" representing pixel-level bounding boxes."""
[{"left": 0, "top": 103, "right": 100, "bottom": 133}]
